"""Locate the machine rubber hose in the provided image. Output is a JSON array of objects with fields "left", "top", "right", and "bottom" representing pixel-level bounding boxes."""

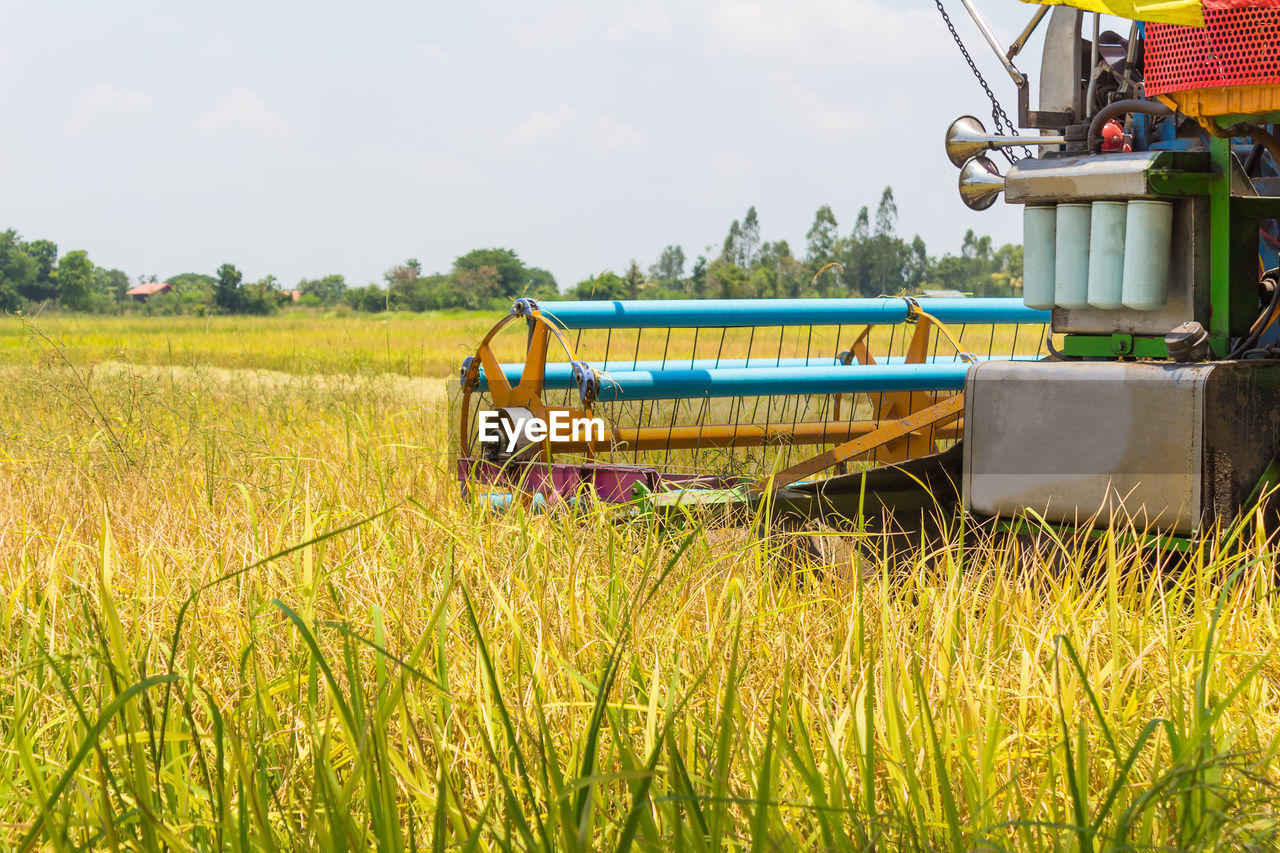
[
  {"left": 1087, "top": 99, "right": 1174, "bottom": 152},
  {"left": 1229, "top": 271, "right": 1280, "bottom": 359},
  {"left": 1244, "top": 125, "right": 1280, "bottom": 172}
]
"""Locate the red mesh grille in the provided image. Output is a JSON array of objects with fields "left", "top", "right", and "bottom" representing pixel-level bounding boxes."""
[{"left": 1147, "top": 5, "right": 1280, "bottom": 96}]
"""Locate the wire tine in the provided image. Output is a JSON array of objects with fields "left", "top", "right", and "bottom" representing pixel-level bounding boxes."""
[
  {"left": 632, "top": 327, "right": 643, "bottom": 371},
  {"left": 692, "top": 395, "right": 710, "bottom": 465},
  {"left": 634, "top": 399, "right": 645, "bottom": 465},
  {"left": 664, "top": 395, "right": 679, "bottom": 468},
  {"left": 786, "top": 324, "right": 818, "bottom": 470},
  {"left": 761, "top": 325, "right": 787, "bottom": 473}
]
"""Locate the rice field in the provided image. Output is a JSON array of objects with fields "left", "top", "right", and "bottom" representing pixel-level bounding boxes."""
[{"left": 3, "top": 310, "right": 1280, "bottom": 850}]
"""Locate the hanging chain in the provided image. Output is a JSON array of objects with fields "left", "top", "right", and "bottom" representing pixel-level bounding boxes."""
[{"left": 933, "top": 0, "right": 1032, "bottom": 163}]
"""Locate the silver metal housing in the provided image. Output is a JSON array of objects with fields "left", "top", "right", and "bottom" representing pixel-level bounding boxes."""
[{"left": 963, "top": 360, "right": 1280, "bottom": 534}]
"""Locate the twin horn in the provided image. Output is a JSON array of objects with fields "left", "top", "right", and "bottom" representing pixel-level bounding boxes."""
[
  {"left": 958, "top": 156, "right": 1005, "bottom": 211},
  {"left": 945, "top": 115, "right": 1065, "bottom": 167}
]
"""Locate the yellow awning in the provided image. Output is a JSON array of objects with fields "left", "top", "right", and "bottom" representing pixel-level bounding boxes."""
[{"left": 1018, "top": 0, "right": 1205, "bottom": 27}]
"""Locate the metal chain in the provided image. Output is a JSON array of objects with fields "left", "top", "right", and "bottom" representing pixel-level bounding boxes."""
[{"left": 933, "top": 0, "right": 1033, "bottom": 163}]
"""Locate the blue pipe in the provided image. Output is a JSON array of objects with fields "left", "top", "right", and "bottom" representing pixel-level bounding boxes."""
[
  {"left": 475, "top": 354, "right": 1041, "bottom": 392},
  {"left": 591, "top": 363, "right": 971, "bottom": 402},
  {"left": 533, "top": 297, "right": 1047, "bottom": 330}
]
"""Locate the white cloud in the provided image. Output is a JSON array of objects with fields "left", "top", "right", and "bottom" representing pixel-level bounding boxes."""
[
  {"left": 418, "top": 42, "right": 452, "bottom": 65},
  {"left": 64, "top": 84, "right": 153, "bottom": 134},
  {"left": 421, "top": 155, "right": 470, "bottom": 183},
  {"left": 584, "top": 114, "right": 649, "bottom": 153},
  {"left": 706, "top": 0, "right": 942, "bottom": 66},
  {"left": 192, "top": 90, "right": 294, "bottom": 137},
  {"left": 710, "top": 151, "right": 754, "bottom": 180},
  {"left": 606, "top": 2, "right": 673, "bottom": 41},
  {"left": 498, "top": 104, "right": 577, "bottom": 150},
  {"left": 202, "top": 33, "right": 233, "bottom": 60},
  {"left": 776, "top": 79, "right": 864, "bottom": 143}
]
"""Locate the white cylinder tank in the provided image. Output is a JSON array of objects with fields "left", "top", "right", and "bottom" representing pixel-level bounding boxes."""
[
  {"left": 1087, "top": 201, "right": 1127, "bottom": 310},
  {"left": 1121, "top": 200, "right": 1174, "bottom": 311},
  {"left": 1054, "top": 203, "right": 1092, "bottom": 309},
  {"left": 1022, "top": 205, "right": 1057, "bottom": 311}
]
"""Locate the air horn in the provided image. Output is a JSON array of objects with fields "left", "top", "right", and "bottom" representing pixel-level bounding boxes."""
[
  {"left": 945, "top": 115, "right": 1065, "bottom": 167},
  {"left": 958, "top": 156, "right": 1005, "bottom": 211}
]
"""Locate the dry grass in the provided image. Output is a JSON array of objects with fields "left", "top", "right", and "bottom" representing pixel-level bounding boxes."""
[
  {"left": 0, "top": 313, "right": 1279, "bottom": 850},
  {"left": 0, "top": 311, "right": 491, "bottom": 378}
]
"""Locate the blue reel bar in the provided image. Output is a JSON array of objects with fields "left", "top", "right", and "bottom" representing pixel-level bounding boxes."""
[
  {"left": 534, "top": 297, "right": 1047, "bottom": 330},
  {"left": 590, "top": 363, "right": 971, "bottom": 402},
  {"left": 475, "top": 354, "right": 1044, "bottom": 393}
]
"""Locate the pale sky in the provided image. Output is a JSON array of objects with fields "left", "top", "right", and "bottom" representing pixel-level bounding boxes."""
[{"left": 1, "top": 0, "right": 1067, "bottom": 289}]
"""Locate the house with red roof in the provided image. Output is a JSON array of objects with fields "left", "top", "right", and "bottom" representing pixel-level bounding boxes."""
[{"left": 125, "top": 281, "right": 173, "bottom": 302}]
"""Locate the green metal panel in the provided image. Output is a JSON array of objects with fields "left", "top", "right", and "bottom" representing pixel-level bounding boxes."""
[
  {"left": 1209, "top": 137, "right": 1234, "bottom": 356},
  {"left": 1145, "top": 170, "right": 1212, "bottom": 196},
  {"left": 1061, "top": 334, "right": 1169, "bottom": 358},
  {"left": 1214, "top": 112, "right": 1280, "bottom": 130},
  {"left": 1230, "top": 197, "right": 1280, "bottom": 221}
]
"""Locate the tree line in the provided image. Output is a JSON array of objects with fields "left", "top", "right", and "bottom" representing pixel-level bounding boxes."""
[{"left": 0, "top": 187, "right": 1022, "bottom": 316}]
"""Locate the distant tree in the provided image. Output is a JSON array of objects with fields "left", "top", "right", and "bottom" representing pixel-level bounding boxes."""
[
  {"left": 962, "top": 229, "right": 992, "bottom": 262},
  {"left": 453, "top": 248, "right": 528, "bottom": 300},
  {"left": 867, "top": 187, "right": 907, "bottom": 295},
  {"left": 215, "top": 263, "right": 243, "bottom": 313},
  {"left": 0, "top": 230, "right": 36, "bottom": 311},
  {"left": 168, "top": 273, "right": 218, "bottom": 296},
  {"left": 344, "top": 285, "right": 389, "bottom": 312},
  {"left": 27, "top": 239, "right": 56, "bottom": 278},
  {"left": 852, "top": 207, "right": 870, "bottom": 242},
  {"left": 453, "top": 265, "right": 504, "bottom": 308},
  {"left": 842, "top": 207, "right": 871, "bottom": 295},
  {"left": 741, "top": 206, "right": 761, "bottom": 268},
  {"left": 298, "top": 274, "right": 347, "bottom": 305},
  {"left": 757, "top": 240, "right": 806, "bottom": 298},
  {"left": 54, "top": 250, "right": 94, "bottom": 310},
  {"left": 805, "top": 205, "right": 839, "bottom": 270},
  {"left": 874, "top": 187, "right": 898, "bottom": 237},
  {"left": 238, "top": 274, "right": 287, "bottom": 315},
  {"left": 0, "top": 280, "right": 19, "bottom": 312},
  {"left": 649, "top": 244, "right": 686, "bottom": 286},
  {"left": 408, "top": 274, "right": 453, "bottom": 309},
  {"left": 624, "top": 259, "right": 643, "bottom": 299},
  {"left": 524, "top": 267, "right": 559, "bottom": 299},
  {"left": 386, "top": 260, "right": 426, "bottom": 310},
  {"left": 690, "top": 255, "right": 708, "bottom": 298},
  {"left": 570, "top": 271, "right": 629, "bottom": 300},
  {"left": 721, "top": 220, "right": 742, "bottom": 266},
  {"left": 706, "top": 258, "right": 748, "bottom": 298},
  {"left": 92, "top": 267, "right": 131, "bottom": 302},
  {"left": 925, "top": 231, "right": 1007, "bottom": 295},
  {"left": 20, "top": 239, "right": 59, "bottom": 302},
  {"left": 995, "top": 243, "right": 1023, "bottom": 279},
  {"left": 904, "top": 236, "right": 929, "bottom": 290}
]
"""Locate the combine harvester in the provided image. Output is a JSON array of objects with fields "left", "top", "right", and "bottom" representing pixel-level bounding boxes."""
[{"left": 457, "top": 0, "right": 1280, "bottom": 549}]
